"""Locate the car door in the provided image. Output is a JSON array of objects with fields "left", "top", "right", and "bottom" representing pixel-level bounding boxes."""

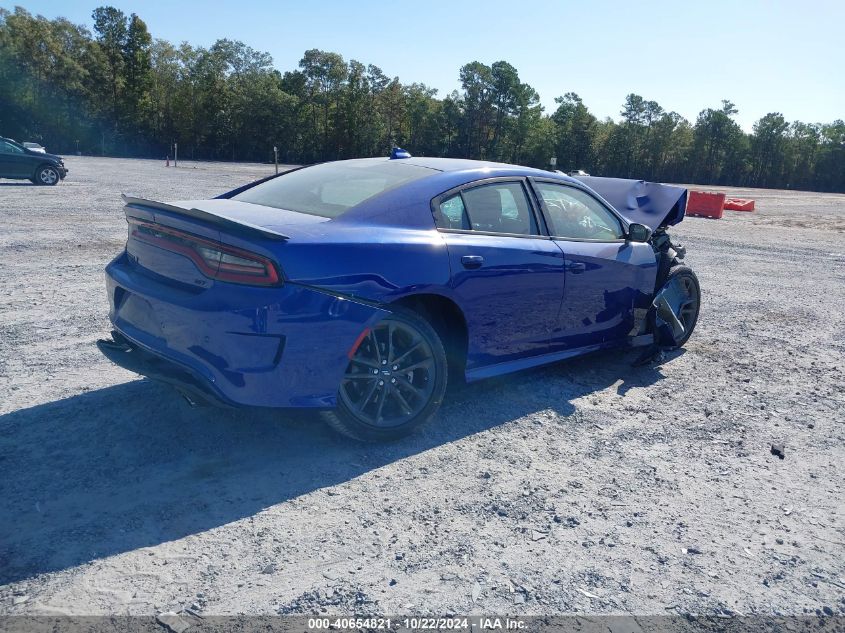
[
  {"left": 433, "top": 179, "right": 565, "bottom": 370},
  {"left": 0, "top": 140, "right": 31, "bottom": 178},
  {"left": 529, "top": 179, "right": 657, "bottom": 350}
]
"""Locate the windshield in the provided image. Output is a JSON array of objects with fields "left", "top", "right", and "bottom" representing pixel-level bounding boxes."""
[
  {"left": 233, "top": 160, "right": 434, "bottom": 218},
  {"left": 0, "top": 139, "right": 24, "bottom": 154}
]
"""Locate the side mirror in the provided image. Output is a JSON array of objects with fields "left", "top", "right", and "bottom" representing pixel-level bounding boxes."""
[{"left": 627, "top": 223, "right": 652, "bottom": 243}]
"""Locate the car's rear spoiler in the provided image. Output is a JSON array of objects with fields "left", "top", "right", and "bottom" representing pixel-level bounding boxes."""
[
  {"left": 121, "top": 194, "right": 290, "bottom": 241},
  {"left": 573, "top": 177, "right": 687, "bottom": 230}
]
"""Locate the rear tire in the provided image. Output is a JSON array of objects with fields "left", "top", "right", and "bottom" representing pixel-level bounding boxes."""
[
  {"left": 35, "top": 165, "right": 60, "bottom": 186},
  {"left": 323, "top": 310, "right": 448, "bottom": 442}
]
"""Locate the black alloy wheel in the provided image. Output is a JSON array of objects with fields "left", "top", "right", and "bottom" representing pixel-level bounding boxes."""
[
  {"left": 325, "top": 311, "right": 448, "bottom": 441},
  {"left": 658, "top": 265, "right": 701, "bottom": 348}
]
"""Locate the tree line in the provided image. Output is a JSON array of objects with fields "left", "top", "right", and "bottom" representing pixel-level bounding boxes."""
[{"left": 1, "top": 6, "right": 843, "bottom": 192}]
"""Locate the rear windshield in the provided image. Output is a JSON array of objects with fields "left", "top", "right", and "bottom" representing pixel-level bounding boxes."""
[{"left": 232, "top": 160, "right": 433, "bottom": 218}]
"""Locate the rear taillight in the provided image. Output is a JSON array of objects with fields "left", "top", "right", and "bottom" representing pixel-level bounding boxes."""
[{"left": 127, "top": 218, "right": 281, "bottom": 286}]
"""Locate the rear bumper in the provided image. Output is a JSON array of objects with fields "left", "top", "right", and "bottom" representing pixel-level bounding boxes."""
[
  {"left": 97, "top": 332, "right": 233, "bottom": 407},
  {"left": 103, "top": 251, "right": 390, "bottom": 408}
]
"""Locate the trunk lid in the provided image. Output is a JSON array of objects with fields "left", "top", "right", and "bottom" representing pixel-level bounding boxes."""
[{"left": 122, "top": 196, "right": 327, "bottom": 288}]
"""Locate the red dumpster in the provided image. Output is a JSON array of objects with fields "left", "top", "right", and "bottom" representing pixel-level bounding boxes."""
[
  {"left": 724, "top": 198, "right": 755, "bottom": 212},
  {"left": 687, "top": 191, "right": 725, "bottom": 219}
]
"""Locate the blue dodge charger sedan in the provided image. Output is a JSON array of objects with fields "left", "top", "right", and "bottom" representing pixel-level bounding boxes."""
[{"left": 99, "top": 152, "right": 699, "bottom": 440}]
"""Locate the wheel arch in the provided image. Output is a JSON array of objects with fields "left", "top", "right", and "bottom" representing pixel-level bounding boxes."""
[
  {"left": 33, "top": 162, "right": 59, "bottom": 179},
  {"left": 389, "top": 292, "right": 469, "bottom": 383}
]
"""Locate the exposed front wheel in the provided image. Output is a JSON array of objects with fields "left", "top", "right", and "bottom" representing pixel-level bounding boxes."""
[
  {"left": 323, "top": 310, "right": 448, "bottom": 441},
  {"left": 35, "top": 165, "right": 60, "bottom": 186},
  {"left": 653, "top": 265, "right": 701, "bottom": 348}
]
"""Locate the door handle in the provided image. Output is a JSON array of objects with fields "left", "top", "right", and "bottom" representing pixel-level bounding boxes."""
[
  {"left": 461, "top": 255, "right": 484, "bottom": 269},
  {"left": 566, "top": 261, "right": 586, "bottom": 274}
]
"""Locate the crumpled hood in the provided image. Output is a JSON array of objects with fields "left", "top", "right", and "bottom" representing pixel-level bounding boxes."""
[{"left": 574, "top": 176, "right": 687, "bottom": 230}]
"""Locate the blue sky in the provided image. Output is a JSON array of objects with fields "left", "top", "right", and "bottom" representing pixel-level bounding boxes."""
[{"left": 5, "top": 0, "right": 843, "bottom": 130}]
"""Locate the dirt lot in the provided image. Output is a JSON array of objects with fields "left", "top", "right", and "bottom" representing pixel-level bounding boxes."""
[{"left": 0, "top": 157, "right": 843, "bottom": 618}]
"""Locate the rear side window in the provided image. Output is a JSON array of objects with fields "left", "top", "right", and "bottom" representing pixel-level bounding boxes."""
[
  {"left": 436, "top": 194, "right": 470, "bottom": 229},
  {"left": 462, "top": 182, "right": 537, "bottom": 235},
  {"left": 435, "top": 182, "right": 538, "bottom": 235},
  {"left": 233, "top": 160, "right": 433, "bottom": 218}
]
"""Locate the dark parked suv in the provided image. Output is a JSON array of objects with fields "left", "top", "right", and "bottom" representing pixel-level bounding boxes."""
[{"left": 0, "top": 137, "right": 67, "bottom": 185}]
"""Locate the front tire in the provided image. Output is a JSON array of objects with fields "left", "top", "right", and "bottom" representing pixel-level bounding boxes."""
[
  {"left": 654, "top": 265, "right": 701, "bottom": 348},
  {"left": 323, "top": 310, "right": 448, "bottom": 442},
  {"left": 35, "top": 165, "right": 60, "bottom": 186}
]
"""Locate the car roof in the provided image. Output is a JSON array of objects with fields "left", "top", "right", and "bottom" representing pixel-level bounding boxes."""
[
  {"left": 321, "top": 157, "right": 588, "bottom": 229},
  {"left": 405, "top": 157, "right": 584, "bottom": 194},
  {"left": 403, "top": 156, "right": 570, "bottom": 178},
  {"left": 402, "top": 157, "right": 522, "bottom": 172},
  {"left": 2, "top": 137, "right": 26, "bottom": 148},
  {"left": 331, "top": 156, "right": 581, "bottom": 187}
]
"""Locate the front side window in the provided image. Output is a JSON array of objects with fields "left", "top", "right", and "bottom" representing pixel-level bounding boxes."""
[
  {"left": 534, "top": 182, "right": 624, "bottom": 240},
  {"left": 462, "top": 182, "right": 537, "bottom": 236},
  {"left": 233, "top": 160, "right": 433, "bottom": 218}
]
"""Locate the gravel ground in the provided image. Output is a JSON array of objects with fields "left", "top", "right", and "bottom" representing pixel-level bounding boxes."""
[{"left": 0, "top": 157, "right": 843, "bottom": 618}]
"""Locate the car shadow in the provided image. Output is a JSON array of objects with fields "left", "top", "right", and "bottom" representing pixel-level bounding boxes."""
[
  {"left": 616, "top": 348, "right": 685, "bottom": 396},
  {"left": 0, "top": 348, "right": 667, "bottom": 585},
  {"left": 0, "top": 182, "right": 35, "bottom": 187}
]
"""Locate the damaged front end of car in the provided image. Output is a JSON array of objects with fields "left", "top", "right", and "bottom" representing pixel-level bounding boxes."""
[
  {"left": 576, "top": 175, "right": 701, "bottom": 359},
  {"left": 649, "top": 227, "right": 698, "bottom": 343},
  {"left": 641, "top": 210, "right": 701, "bottom": 361}
]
